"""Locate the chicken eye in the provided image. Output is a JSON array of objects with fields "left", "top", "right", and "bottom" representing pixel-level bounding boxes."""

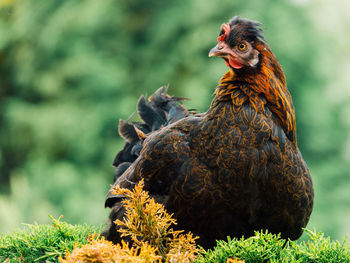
[{"left": 238, "top": 43, "right": 247, "bottom": 51}]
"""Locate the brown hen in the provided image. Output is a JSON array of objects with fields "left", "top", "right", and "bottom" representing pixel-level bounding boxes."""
[{"left": 103, "top": 16, "right": 314, "bottom": 248}]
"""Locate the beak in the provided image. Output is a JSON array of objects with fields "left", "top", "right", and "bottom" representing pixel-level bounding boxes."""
[
  {"left": 208, "top": 44, "right": 222, "bottom": 57},
  {"left": 209, "top": 43, "right": 233, "bottom": 58}
]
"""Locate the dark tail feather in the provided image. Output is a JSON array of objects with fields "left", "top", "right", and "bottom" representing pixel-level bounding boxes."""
[
  {"left": 118, "top": 119, "right": 139, "bottom": 143},
  {"left": 111, "top": 86, "right": 189, "bottom": 182},
  {"left": 137, "top": 95, "right": 166, "bottom": 131},
  {"left": 104, "top": 86, "right": 189, "bottom": 244}
]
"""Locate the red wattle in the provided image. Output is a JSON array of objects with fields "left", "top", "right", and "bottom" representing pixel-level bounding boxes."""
[{"left": 228, "top": 57, "right": 243, "bottom": 69}]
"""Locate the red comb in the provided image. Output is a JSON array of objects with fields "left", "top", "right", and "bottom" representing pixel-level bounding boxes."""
[{"left": 217, "top": 23, "right": 230, "bottom": 42}]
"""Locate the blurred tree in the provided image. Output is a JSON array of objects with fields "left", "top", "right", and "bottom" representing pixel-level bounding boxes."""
[{"left": 0, "top": 0, "right": 349, "bottom": 240}]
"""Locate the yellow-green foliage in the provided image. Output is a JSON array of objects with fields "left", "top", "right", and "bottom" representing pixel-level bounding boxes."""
[
  {"left": 59, "top": 180, "right": 200, "bottom": 262},
  {"left": 226, "top": 259, "right": 245, "bottom": 263},
  {"left": 59, "top": 234, "right": 161, "bottom": 263}
]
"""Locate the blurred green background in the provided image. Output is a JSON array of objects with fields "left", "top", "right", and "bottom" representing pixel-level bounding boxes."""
[{"left": 0, "top": 0, "right": 349, "bottom": 240}]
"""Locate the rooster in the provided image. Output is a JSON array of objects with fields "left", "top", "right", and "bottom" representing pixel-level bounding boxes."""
[{"left": 103, "top": 16, "right": 314, "bottom": 248}]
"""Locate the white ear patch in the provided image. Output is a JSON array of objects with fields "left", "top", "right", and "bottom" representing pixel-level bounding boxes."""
[{"left": 248, "top": 50, "right": 260, "bottom": 67}]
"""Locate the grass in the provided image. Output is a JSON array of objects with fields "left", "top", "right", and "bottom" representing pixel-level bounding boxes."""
[
  {"left": 1, "top": 223, "right": 349, "bottom": 263},
  {"left": 0, "top": 216, "right": 102, "bottom": 263},
  {"left": 2, "top": 224, "right": 350, "bottom": 263},
  {"left": 1, "top": 186, "right": 349, "bottom": 263},
  {"left": 1, "top": 221, "right": 349, "bottom": 263},
  {"left": 196, "top": 230, "right": 350, "bottom": 263}
]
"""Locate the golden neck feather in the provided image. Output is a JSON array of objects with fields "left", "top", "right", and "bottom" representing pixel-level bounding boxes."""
[{"left": 212, "top": 42, "right": 296, "bottom": 144}]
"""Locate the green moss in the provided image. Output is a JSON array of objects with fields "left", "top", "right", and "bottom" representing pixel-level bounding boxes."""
[
  {"left": 0, "top": 216, "right": 102, "bottom": 263},
  {"left": 196, "top": 230, "right": 350, "bottom": 263},
  {"left": 1, "top": 220, "right": 349, "bottom": 263}
]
